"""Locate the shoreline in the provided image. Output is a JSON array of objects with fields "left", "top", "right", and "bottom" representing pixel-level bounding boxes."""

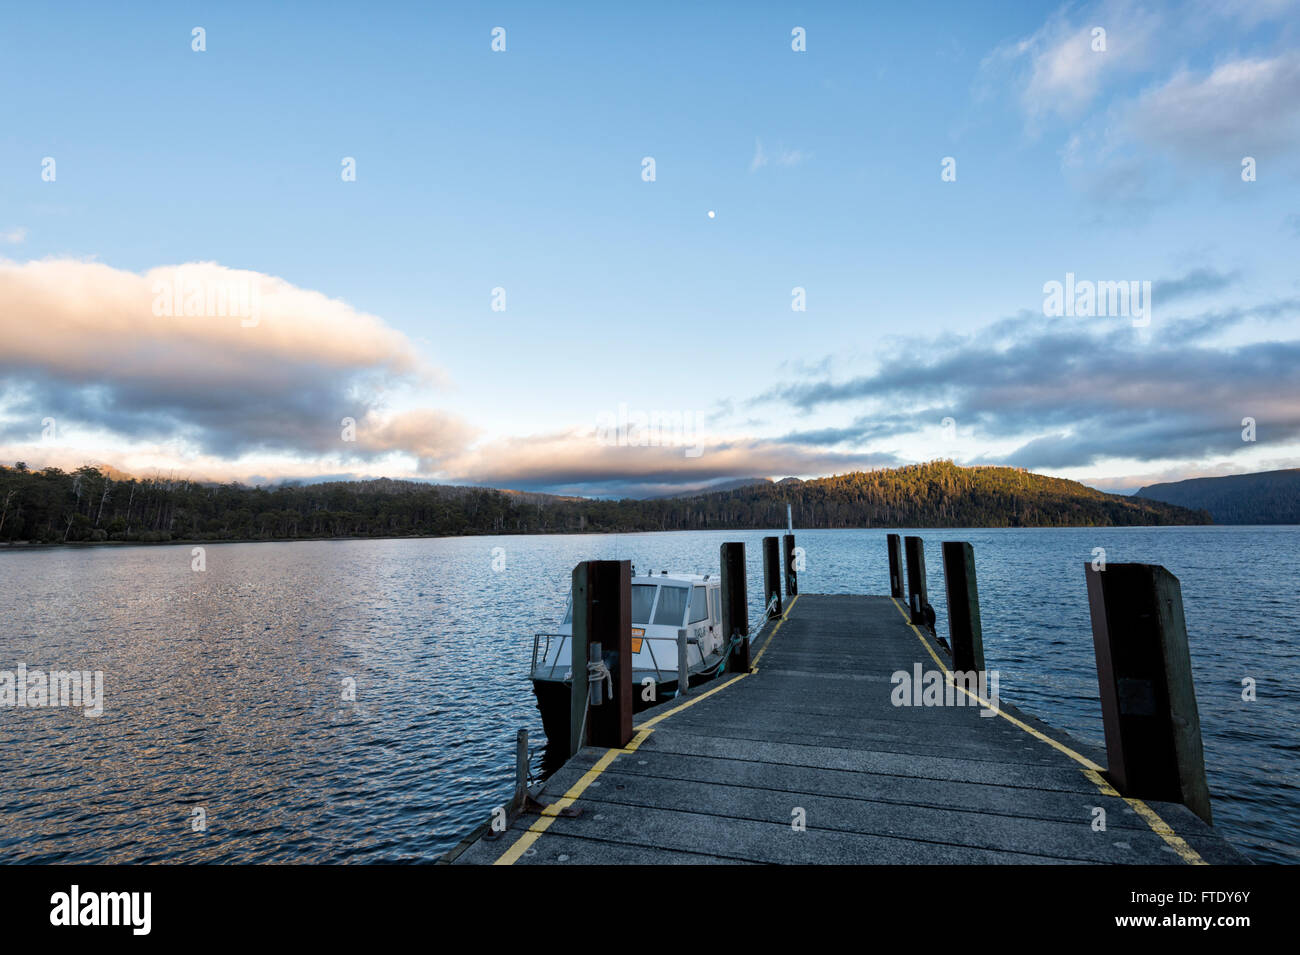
[{"left": 8, "top": 520, "right": 1294, "bottom": 553}]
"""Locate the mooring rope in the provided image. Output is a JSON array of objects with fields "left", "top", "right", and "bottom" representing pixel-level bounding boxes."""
[
  {"left": 574, "top": 658, "right": 614, "bottom": 747},
  {"left": 704, "top": 594, "right": 781, "bottom": 678},
  {"left": 587, "top": 658, "right": 612, "bottom": 698}
]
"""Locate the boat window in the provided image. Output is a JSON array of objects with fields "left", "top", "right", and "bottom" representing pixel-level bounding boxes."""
[
  {"left": 709, "top": 588, "right": 719, "bottom": 624},
  {"left": 631, "top": 584, "right": 656, "bottom": 625},
  {"left": 689, "top": 586, "right": 709, "bottom": 623},
  {"left": 653, "top": 585, "right": 689, "bottom": 626}
]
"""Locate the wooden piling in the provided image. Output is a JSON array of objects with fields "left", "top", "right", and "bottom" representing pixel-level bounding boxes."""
[
  {"left": 783, "top": 533, "right": 798, "bottom": 596},
  {"left": 1085, "top": 563, "right": 1212, "bottom": 823},
  {"left": 512, "top": 727, "right": 529, "bottom": 811},
  {"left": 720, "top": 542, "right": 750, "bottom": 672},
  {"left": 942, "top": 541, "right": 985, "bottom": 673},
  {"left": 568, "top": 559, "right": 633, "bottom": 755},
  {"left": 887, "top": 533, "right": 904, "bottom": 598},
  {"left": 762, "top": 536, "right": 783, "bottom": 617},
  {"left": 903, "top": 535, "right": 928, "bottom": 624}
]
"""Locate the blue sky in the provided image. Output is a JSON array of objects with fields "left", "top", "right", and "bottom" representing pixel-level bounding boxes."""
[{"left": 2, "top": 0, "right": 1299, "bottom": 496}]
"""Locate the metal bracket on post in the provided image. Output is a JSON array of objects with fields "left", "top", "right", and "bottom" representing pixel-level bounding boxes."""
[{"left": 676, "top": 628, "right": 691, "bottom": 698}]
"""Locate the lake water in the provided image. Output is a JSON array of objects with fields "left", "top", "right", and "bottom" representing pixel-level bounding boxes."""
[{"left": 1, "top": 526, "right": 1295, "bottom": 864}]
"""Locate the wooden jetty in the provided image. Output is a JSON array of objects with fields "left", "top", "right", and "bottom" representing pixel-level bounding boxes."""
[{"left": 444, "top": 535, "right": 1247, "bottom": 865}]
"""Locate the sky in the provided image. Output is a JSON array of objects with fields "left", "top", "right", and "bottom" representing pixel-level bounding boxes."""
[{"left": 2, "top": 0, "right": 1298, "bottom": 497}]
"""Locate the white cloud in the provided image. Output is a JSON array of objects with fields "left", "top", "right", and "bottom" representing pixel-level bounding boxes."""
[
  {"left": 436, "top": 427, "right": 895, "bottom": 494},
  {"left": 750, "top": 138, "right": 809, "bottom": 172},
  {"left": 1, "top": 227, "right": 26, "bottom": 244},
  {"left": 0, "top": 258, "right": 471, "bottom": 469},
  {"left": 1127, "top": 51, "right": 1300, "bottom": 161},
  {"left": 982, "top": 2, "right": 1161, "bottom": 121}
]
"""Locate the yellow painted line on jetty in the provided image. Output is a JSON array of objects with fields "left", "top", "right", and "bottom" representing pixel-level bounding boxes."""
[
  {"left": 889, "top": 597, "right": 1206, "bottom": 865},
  {"left": 751, "top": 593, "right": 798, "bottom": 669},
  {"left": 493, "top": 596, "right": 800, "bottom": 865}
]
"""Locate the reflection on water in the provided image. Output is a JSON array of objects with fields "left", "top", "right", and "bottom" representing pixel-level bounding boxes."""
[{"left": 0, "top": 526, "right": 1295, "bottom": 863}]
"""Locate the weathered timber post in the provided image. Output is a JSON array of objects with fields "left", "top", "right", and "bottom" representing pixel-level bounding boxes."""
[
  {"left": 569, "top": 559, "right": 633, "bottom": 756},
  {"left": 904, "top": 535, "right": 928, "bottom": 624},
  {"left": 1085, "top": 563, "right": 1212, "bottom": 823},
  {"left": 887, "top": 533, "right": 904, "bottom": 598},
  {"left": 720, "top": 542, "right": 750, "bottom": 672},
  {"left": 783, "top": 533, "right": 798, "bottom": 596},
  {"left": 511, "top": 727, "right": 529, "bottom": 811},
  {"left": 942, "top": 542, "right": 985, "bottom": 673},
  {"left": 762, "top": 536, "right": 783, "bottom": 617}
]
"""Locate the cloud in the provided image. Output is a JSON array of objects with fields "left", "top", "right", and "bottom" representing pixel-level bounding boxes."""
[
  {"left": 981, "top": 2, "right": 1160, "bottom": 121},
  {"left": 1152, "top": 267, "right": 1239, "bottom": 303},
  {"left": 777, "top": 415, "right": 921, "bottom": 447},
  {"left": 1189, "top": 0, "right": 1300, "bottom": 25},
  {"left": 436, "top": 429, "right": 899, "bottom": 498},
  {"left": 355, "top": 408, "right": 479, "bottom": 473},
  {"left": 985, "top": 2, "right": 1300, "bottom": 210},
  {"left": 0, "top": 258, "right": 900, "bottom": 495},
  {"left": 1, "top": 227, "right": 25, "bottom": 244},
  {"left": 750, "top": 138, "right": 809, "bottom": 172},
  {"left": 1127, "top": 51, "right": 1300, "bottom": 162},
  {"left": 1075, "top": 457, "right": 1275, "bottom": 495},
  {"left": 0, "top": 258, "right": 471, "bottom": 470},
  {"left": 757, "top": 273, "right": 1300, "bottom": 471},
  {"left": 1022, "top": 24, "right": 1112, "bottom": 115}
]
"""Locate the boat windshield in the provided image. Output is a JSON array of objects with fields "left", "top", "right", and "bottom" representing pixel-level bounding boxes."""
[
  {"left": 564, "top": 584, "right": 657, "bottom": 626},
  {"left": 631, "top": 584, "right": 656, "bottom": 625},
  {"left": 689, "top": 586, "right": 709, "bottom": 623},
  {"left": 652, "top": 585, "right": 689, "bottom": 626}
]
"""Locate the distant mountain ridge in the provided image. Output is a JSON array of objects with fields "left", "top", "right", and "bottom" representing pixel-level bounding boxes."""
[
  {"left": 1135, "top": 469, "right": 1300, "bottom": 524},
  {"left": 652, "top": 477, "right": 773, "bottom": 499}
]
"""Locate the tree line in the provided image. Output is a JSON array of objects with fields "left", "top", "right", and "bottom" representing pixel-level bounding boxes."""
[
  {"left": 1136, "top": 469, "right": 1300, "bottom": 524},
  {"left": 0, "top": 459, "right": 1209, "bottom": 545}
]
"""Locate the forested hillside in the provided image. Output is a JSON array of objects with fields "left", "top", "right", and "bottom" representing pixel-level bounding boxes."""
[
  {"left": 0, "top": 460, "right": 1208, "bottom": 545},
  {"left": 1136, "top": 469, "right": 1300, "bottom": 524}
]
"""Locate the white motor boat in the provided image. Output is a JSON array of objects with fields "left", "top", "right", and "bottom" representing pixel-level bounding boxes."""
[{"left": 530, "top": 570, "right": 740, "bottom": 751}]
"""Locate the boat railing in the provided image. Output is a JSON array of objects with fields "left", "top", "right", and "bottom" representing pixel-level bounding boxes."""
[
  {"left": 531, "top": 632, "right": 570, "bottom": 681},
  {"left": 533, "top": 595, "right": 782, "bottom": 684},
  {"left": 532, "top": 630, "right": 703, "bottom": 683}
]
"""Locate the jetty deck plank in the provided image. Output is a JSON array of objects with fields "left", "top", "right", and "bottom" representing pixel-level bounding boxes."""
[{"left": 450, "top": 594, "right": 1247, "bottom": 865}]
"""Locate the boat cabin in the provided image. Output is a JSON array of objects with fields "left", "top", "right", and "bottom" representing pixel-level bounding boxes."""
[{"left": 531, "top": 571, "right": 726, "bottom": 687}]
